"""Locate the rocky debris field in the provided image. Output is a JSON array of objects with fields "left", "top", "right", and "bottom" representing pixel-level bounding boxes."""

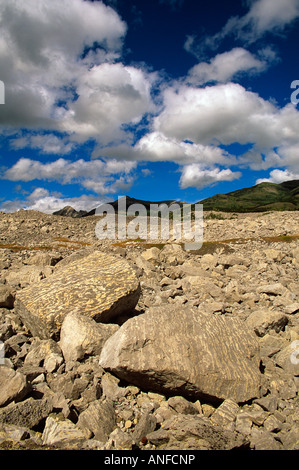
[{"left": 0, "top": 209, "right": 298, "bottom": 450}]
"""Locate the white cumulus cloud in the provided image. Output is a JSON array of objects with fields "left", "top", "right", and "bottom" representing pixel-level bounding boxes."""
[
  {"left": 256, "top": 169, "right": 299, "bottom": 184},
  {"left": 0, "top": 0, "right": 155, "bottom": 145},
  {"left": 187, "top": 48, "right": 267, "bottom": 85},
  {"left": 2, "top": 157, "right": 137, "bottom": 195},
  {"left": 179, "top": 164, "right": 241, "bottom": 189}
]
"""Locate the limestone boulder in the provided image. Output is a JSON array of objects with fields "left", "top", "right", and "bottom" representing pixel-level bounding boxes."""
[
  {"left": 15, "top": 251, "right": 140, "bottom": 339},
  {"left": 59, "top": 310, "right": 119, "bottom": 362},
  {"left": 99, "top": 305, "right": 261, "bottom": 403}
]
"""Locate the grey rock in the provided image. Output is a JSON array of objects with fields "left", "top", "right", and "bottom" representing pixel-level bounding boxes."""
[
  {"left": 250, "top": 427, "right": 282, "bottom": 450},
  {"left": 167, "top": 396, "right": 199, "bottom": 415},
  {"left": 0, "top": 424, "right": 30, "bottom": 443},
  {"left": 101, "top": 372, "right": 126, "bottom": 401},
  {"left": 0, "top": 311, "right": 15, "bottom": 342},
  {"left": 259, "top": 334, "right": 288, "bottom": 358},
  {"left": 235, "top": 414, "right": 253, "bottom": 436},
  {"left": 141, "top": 247, "right": 161, "bottom": 263},
  {"left": 132, "top": 411, "right": 157, "bottom": 443},
  {"left": 284, "top": 303, "right": 299, "bottom": 314},
  {"left": 278, "top": 426, "right": 299, "bottom": 450},
  {"left": 17, "top": 365, "right": 46, "bottom": 383},
  {"left": 99, "top": 304, "right": 261, "bottom": 403},
  {"left": 26, "top": 252, "right": 61, "bottom": 267},
  {"left": 263, "top": 414, "right": 282, "bottom": 433},
  {"left": 77, "top": 397, "right": 116, "bottom": 442}
]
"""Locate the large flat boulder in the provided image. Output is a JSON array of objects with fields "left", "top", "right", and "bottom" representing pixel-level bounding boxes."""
[
  {"left": 15, "top": 251, "right": 140, "bottom": 339},
  {"left": 99, "top": 305, "right": 262, "bottom": 403}
]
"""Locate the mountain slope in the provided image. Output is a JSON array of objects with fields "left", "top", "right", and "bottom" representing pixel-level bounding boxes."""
[{"left": 200, "top": 180, "right": 299, "bottom": 212}]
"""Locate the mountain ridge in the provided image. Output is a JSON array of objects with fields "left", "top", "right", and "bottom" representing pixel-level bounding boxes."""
[{"left": 52, "top": 180, "right": 299, "bottom": 217}]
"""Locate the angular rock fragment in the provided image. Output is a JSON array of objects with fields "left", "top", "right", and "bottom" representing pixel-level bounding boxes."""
[
  {"left": 99, "top": 305, "right": 261, "bottom": 403},
  {"left": 42, "top": 414, "right": 87, "bottom": 447},
  {"left": 0, "top": 367, "right": 30, "bottom": 407},
  {"left": 246, "top": 309, "right": 288, "bottom": 337},
  {"left": 0, "top": 285, "right": 15, "bottom": 309},
  {"left": 15, "top": 251, "right": 140, "bottom": 339},
  {"left": 77, "top": 397, "right": 116, "bottom": 442},
  {"left": 210, "top": 399, "right": 239, "bottom": 428},
  {"left": 274, "top": 343, "right": 299, "bottom": 376}
]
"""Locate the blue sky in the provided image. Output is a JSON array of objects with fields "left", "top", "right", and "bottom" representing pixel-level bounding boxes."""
[{"left": 0, "top": 0, "right": 299, "bottom": 212}]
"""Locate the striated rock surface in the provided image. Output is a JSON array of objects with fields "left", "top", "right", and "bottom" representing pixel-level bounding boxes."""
[
  {"left": 15, "top": 251, "right": 140, "bottom": 339},
  {"left": 99, "top": 305, "right": 262, "bottom": 403}
]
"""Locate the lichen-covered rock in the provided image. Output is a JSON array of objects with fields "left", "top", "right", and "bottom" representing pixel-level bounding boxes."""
[
  {"left": 15, "top": 251, "right": 140, "bottom": 339},
  {"left": 0, "top": 397, "right": 52, "bottom": 428},
  {"left": 99, "top": 305, "right": 262, "bottom": 403}
]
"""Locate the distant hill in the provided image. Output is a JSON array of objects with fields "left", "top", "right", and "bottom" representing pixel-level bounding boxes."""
[
  {"left": 52, "top": 197, "right": 184, "bottom": 218},
  {"left": 93, "top": 196, "right": 184, "bottom": 214},
  {"left": 200, "top": 180, "right": 299, "bottom": 212},
  {"left": 53, "top": 205, "right": 88, "bottom": 218}
]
